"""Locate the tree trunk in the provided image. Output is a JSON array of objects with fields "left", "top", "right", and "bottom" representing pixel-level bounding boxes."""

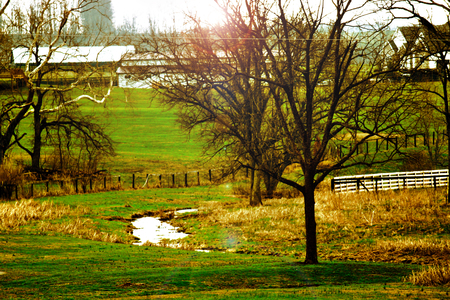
[
  {"left": 31, "top": 113, "right": 42, "bottom": 171},
  {"left": 251, "top": 169, "right": 263, "bottom": 206},
  {"left": 447, "top": 124, "right": 450, "bottom": 204},
  {"left": 303, "top": 170, "right": 318, "bottom": 264},
  {"left": 249, "top": 164, "right": 263, "bottom": 206},
  {"left": 263, "top": 173, "right": 279, "bottom": 198}
]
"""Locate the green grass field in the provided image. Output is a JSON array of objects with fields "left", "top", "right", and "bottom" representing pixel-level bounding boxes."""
[
  {"left": 81, "top": 88, "right": 209, "bottom": 175},
  {"left": 1, "top": 87, "right": 450, "bottom": 299}
]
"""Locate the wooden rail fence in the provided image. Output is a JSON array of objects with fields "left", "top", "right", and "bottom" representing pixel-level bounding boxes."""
[{"left": 331, "top": 169, "right": 449, "bottom": 193}]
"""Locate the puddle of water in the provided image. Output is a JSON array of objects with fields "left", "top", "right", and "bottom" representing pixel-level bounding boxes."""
[{"left": 132, "top": 209, "right": 198, "bottom": 246}]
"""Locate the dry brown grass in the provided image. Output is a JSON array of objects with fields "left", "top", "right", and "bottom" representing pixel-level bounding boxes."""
[
  {"left": 406, "top": 264, "right": 450, "bottom": 286},
  {"left": 39, "top": 219, "right": 122, "bottom": 243},
  {"left": 0, "top": 200, "right": 75, "bottom": 229},
  {"left": 0, "top": 199, "right": 119, "bottom": 243},
  {"left": 376, "top": 238, "right": 450, "bottom": 256},
  {"left": 191, "top": 186, "right": 450, "bottom": 267},
  {"left": 315, "top": 188, "right": 447, "bottom": 230}
]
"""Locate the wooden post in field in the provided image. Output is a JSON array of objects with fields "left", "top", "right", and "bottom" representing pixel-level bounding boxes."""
[
  {"left": 172, "top": 174, "right": 175, "bottom": 187},
  {"left": 433, "top": 131, "right": 435, "bottom": 145},
  {"left": 118, "top": 175, "right": 121, "bottom": 187},
  {"left": 185, "top": 173, "right": 188, "bottom": 187},
  {"left": 46, "top": 181, "right": 49, "bottom": 193},
  {"left": 104, "top": 177, "right": 107, "bottom": 189},
  {"left": 197, "top": 172, "right": 200, "bottom": 186},
  {"left": 132, "top": 174, "right": 135, "bottom": 189},
  {"left": 331, "top": 178, "right": 335, "bottom": 192},
  {"left": 209, "top": 170, "right": 212, "bottom": 182},
  {"left": 159, "top": 174, "right": 162, "bottom": 187}
]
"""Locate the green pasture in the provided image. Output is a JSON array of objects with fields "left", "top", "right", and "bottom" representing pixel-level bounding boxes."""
[
  {"left": 2, "top": 231, "right": 436, "bottom": 300},
  {"left": 1, "top": 186, "right": 449, "bottom": 299},
  {"left": 1, "top": 87, "right": 450, "bottom": 299},
  {"left": 71, "top": 88, "right": 209, "bottom": 175}
]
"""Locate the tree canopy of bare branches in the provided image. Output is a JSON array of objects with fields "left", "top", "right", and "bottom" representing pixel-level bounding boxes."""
[
  {"left": 0, "top": 0, "right": 121, "bottom": 175},
  {"left": 137, "top": 0, "right": 415, "bottom": 264}
]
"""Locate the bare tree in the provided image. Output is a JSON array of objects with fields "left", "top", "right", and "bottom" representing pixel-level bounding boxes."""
[
  {"left": 381, "top": 0, "right": 450, "bottom": 202},
  {"left": 136, "top": 0, "right": 412, "bottom": 264},
  {"left": 0, "top": 0, "right": 121, "bottom": 174}
]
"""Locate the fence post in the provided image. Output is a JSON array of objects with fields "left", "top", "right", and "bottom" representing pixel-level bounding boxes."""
[
  {"left": 159, "top": 174, "right": 162, "bottom": 187},
  {"left": 209, "top": 170, "right": 212, "bottom": 182},
  {"left": 331, "top": 178, "right": 335, "bottom": 192},
  {"left": 104, "top": 177, "right": 107, "bottom": 189},
  {"left": 197, "top": 172, "right": 200, "bottom": 186},
  {"left": 132, "top": 174, "right": 135, "bottom": 189},
  {"left": 185, "top": 173, "right": 188, "bottom": 187},
  {"left": 357, "top": 179, "right": 360, "bottom": 192},
  {"left": 433, "top": 176, "right": 437, "bottom": 190},
  {"left": 46, "top": 181, "right": 49, "bottom": 193},
  {"left": 172, "top": 174, "right": 175, "bottom": 187},
  {"left": 118, "top": 175, "right": 121, "bottom": 187}
]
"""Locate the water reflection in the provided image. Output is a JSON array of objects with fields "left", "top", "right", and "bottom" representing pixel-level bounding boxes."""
[{"left": 132, "top": 209, "right": 198, "bottom": 246}]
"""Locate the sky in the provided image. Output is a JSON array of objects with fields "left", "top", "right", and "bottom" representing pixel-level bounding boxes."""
[
  {"left": 110, "top": 0, "right": 226, "bottom": 29},
  {"left": 110, "top": 0, "right": 450, "bottom": 30}
]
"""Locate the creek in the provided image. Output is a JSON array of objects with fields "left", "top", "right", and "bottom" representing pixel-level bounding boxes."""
[{"left": 132, "top": 209, "right": 198, "bottom": 246}]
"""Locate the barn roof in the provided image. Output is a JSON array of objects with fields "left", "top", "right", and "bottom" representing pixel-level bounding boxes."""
[{"left": 12, "top": 46, "right": 135, "bottom": 65}]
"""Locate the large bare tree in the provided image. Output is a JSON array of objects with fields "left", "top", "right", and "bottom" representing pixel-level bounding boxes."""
[{"left": 136, "top": 0, "right": 413, "bottom": 263}]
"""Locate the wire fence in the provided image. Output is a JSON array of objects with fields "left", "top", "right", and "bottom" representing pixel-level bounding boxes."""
[{"left": 0, "top": 168, "right": 247, "bottom": 201}]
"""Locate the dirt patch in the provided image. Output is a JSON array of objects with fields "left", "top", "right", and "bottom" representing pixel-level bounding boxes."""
[{"left": 324, "top": 245, "right": 450, "bottom": 265}]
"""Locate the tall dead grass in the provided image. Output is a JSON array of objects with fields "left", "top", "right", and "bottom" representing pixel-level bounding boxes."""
[
  {"left": 376, "top": 238, "right": 450, "bottom": 256},
  {"left": 0, "top": 199, "right": 119, "bottom": 243},
  {"left": 39, "top": 219, "right": 122, "bottom": 243},
  {"left": 315, "top": 188, "right": 447, "bottom": 228},
  {"left": 406, "top": 264, "right": 450, "bottom": 286},
  {"left": 0, "top": 200, "right": 75, "bottom": 229}
]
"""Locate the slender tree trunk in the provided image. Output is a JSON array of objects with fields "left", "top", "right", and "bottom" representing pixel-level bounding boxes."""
[
  {"left": 303, "top": 170, "right": 318, "bottom": 264},
  {"left": 251, "top": 169, "right": 263, "bottom": 206},
  {"left": 31, "top": 109, "right": 42, "bottom": 171},
  {"left": 447, "top": 122, "right": 450, "bottom": 205},
  {"left": 0, "top": 147, "right": 5, "bottom": 165},
  {"left": 263, "top": 173, "right": 279, "bottom": 198}
]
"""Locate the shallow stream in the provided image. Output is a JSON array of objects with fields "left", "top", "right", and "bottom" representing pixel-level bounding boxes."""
[{"left": 132, "top": 208, "right": 198, "bottom": 246}]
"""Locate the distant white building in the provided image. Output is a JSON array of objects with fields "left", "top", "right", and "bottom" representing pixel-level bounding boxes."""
[{"left": 12, "top": 46, "right": 135, "bottom": 66}]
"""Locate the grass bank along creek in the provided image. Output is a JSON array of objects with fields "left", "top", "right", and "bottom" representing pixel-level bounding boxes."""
[{"left": 131, "top": 208, "right": 199, "bottom": 247}]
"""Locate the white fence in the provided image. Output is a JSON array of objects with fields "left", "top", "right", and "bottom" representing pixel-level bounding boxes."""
[{"left": 331, "top": 169, "right": 449, "bottom": 193}]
